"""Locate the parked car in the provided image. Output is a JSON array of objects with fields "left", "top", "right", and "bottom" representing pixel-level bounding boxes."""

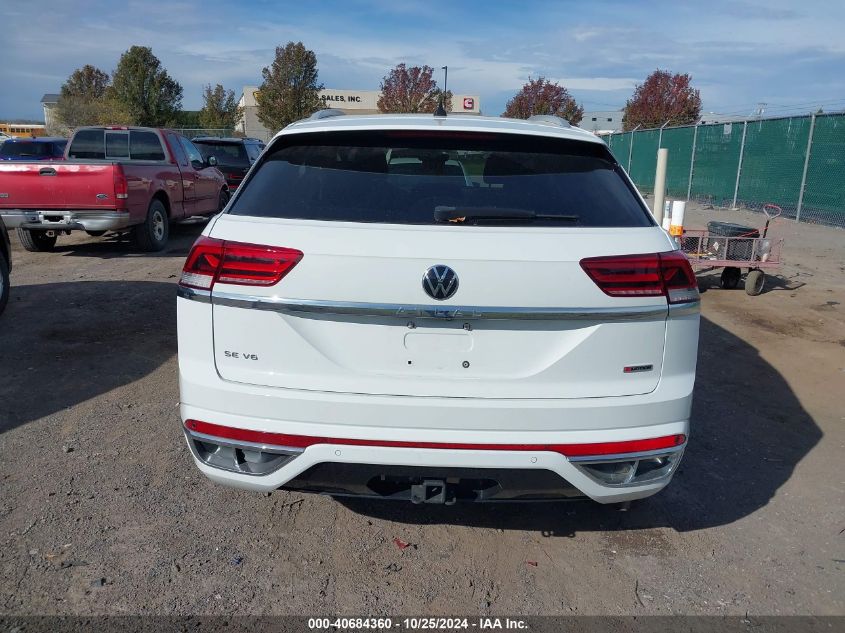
[
  {"left": 0, "top": 127, "right": 228, "bottom": 252},
  {"left": 177, "top": 112, "right": 700, "bottom": 505},
  {"left": 0, "top": 137, "right": 67, "bottom": 161},
  {"left": 0, "top": 216, "right": 11, "bottom": 315},
  {"left": 191, "top": 137, "right": 265, "bottom": 191}
]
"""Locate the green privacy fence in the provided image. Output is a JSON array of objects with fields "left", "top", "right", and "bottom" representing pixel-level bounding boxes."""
[{"left": 603, "top": 113, "right": 845, "bottom": 226}]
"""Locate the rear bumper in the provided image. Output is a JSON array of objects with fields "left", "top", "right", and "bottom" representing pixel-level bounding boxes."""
[
  {"left": 0, "top": 209, "right": 133, "bottom": 232},
  {"left": 180, "top": 402, "right": 688, "bottom": 504},
  {"left": 177, "top": 294, "right": 698, "bottom": 504}
]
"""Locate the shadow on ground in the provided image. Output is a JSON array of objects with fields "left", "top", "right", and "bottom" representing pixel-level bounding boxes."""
[
  {"left": 339, "top": 316, "right": 821, "bottom": 533},
  {"left": 0, "top": 280, "right": 177, "bottom": 433},
  {"left": 44, "top": 221, "right": 206, "bottom": 260},
  {"left": 696, "top": 270, "right": 807, "bottom": 294}
]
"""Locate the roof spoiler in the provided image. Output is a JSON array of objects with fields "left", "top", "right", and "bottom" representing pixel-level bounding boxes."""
[
  {"left": 307, "top": 109, "right": 346, "bottom": 121},
  {"left": 527, "top": 115, "right": 571, "bottom": 128}
]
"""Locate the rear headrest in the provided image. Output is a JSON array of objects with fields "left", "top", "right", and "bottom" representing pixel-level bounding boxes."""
[{"left": 483, "top": 153, "right": 533, "bottom": 184}]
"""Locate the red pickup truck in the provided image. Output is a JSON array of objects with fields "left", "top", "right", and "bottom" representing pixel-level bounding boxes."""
[{"left": 0, "top": 127, "right": 228, "bottom": 251}]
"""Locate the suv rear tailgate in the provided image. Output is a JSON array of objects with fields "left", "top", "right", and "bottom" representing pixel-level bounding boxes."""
[{"left": 209, "top": 216, "right": 671, "bottom": 399}]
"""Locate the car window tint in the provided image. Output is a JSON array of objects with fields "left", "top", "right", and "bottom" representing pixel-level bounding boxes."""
[
  {"left": 194, "top": 142, "right": 249, "bottom": 167},
  {"left": 0, "top": 142, "right": 50, "bottom": 158},
  {"left": 166, "top": 133, "right": 188, "bottom": 166},
  {"left": 105, "top": 132, "right": 129, "bottom": 158},
  {"left": 245, "top": 143, "right": 263, "bottom": 161},
  {"left": 68, "top": 129, "right": 105, "bottom": 159},
  {"left": 179, "top": 137, "right": 203, "bottom": 165},
  {"left": 129, "top": 131, "right": 165, "bottom": 161},
  {"left": 228, "top": 131, "right": 653, "bottom": 228}
]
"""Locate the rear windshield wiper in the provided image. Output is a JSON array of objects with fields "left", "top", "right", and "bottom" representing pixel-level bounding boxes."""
[{"left": 434, "top": 206, "right": 579, "bottom": 223}]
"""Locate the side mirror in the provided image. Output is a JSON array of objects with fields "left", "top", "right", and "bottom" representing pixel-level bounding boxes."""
[{"left": 206, "top": 155, "right": 218, "bottom": 167}]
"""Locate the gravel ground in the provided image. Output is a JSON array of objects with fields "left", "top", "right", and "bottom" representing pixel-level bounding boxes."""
[{"left": 0, "top": 204, "right": 843, "bottom": 616}]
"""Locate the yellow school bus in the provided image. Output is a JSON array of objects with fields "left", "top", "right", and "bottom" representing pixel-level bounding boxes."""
[{"left": 0, "top": 123, "right": 48, "bottom": 138}]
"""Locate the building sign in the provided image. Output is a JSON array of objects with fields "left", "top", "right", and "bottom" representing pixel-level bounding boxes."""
[
  {"left": 317, "top": 89, "right": 380, "bottom": 111},
  {"left": 462, "top": 97, "right": 474, "bottom": 110},
  {"left": 321, "top": 94, "right": 363, "bottom": 103}
]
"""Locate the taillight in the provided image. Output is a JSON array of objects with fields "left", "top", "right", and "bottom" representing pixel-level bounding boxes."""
[
  {"left": 113, "top": 165, "right": 128, "bottom": 206},
  {"left": 580, "top": 250, "right": 698, "bottom": 304},
  {"left": 178, "top": 236, "right": 302, "bottom": 290},
  {"left": 658, "top": 250, "right": 700, "bottom": 304}
]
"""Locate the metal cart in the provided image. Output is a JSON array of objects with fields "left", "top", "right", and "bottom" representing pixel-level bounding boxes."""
[{"left": 680, "top": 204, "right": 784, "bottom": 296}]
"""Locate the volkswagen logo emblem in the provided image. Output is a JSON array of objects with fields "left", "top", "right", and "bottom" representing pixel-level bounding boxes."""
[{"left": 422, "top": 265, "right": 459, "bottom": 301}]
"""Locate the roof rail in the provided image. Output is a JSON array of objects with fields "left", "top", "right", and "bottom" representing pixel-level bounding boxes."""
[
  {"left": 308, "top": 109, "right": 347, "bottom": 121},
  {"left": 527, "top": 115, "right": 571, "bottom": 128}
]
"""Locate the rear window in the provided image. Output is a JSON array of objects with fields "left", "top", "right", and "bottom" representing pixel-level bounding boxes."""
[
  {"left": 68, "top": 129, "right": 165, "bottom": 161},
  {"left": 105, "top": 132, "right": 129, "bottom": 158},
  {"left": 68, "top": 129, "right": 105, "bottom": 159},
  {"left": 129, "top": 131, "right": 165, "bottom": 161},
  {"left": 194, "top": 141, "right": 249, "bottom": 167},
  {"left": 228, "top": 131, "right": 653, "bottom": 227},
  {"left": 0, "top": 141, "right": 55, "bottom": 158}
]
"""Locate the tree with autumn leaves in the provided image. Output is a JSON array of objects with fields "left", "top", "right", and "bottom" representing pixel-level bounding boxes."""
[
  {"left": 623, "top": 70, "right": 701, "bottom": 130},
  {"left": 378, "top": 64, "right": 451, "bottom": 114},
  {"left": 503, "top": 77, "right": 584, "bottom": 125}
]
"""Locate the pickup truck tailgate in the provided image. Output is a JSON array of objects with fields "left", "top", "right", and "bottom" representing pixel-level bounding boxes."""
[{"left": 0, "top": 162, "right": 119, "bottom": 210}]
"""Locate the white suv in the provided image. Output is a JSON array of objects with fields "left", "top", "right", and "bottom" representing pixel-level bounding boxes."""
[{"left": 177, "top": 112, "right": 699, "bottom": 505}]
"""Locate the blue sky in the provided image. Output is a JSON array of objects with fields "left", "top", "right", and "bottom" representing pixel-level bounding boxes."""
[{"left": 2, "top": 0, "right": 844, "bottom": 121}]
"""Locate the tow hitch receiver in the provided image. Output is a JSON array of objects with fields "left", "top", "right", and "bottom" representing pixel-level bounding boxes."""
[{"left": 410, "top": 479, "right": 450, "bottom": 505}]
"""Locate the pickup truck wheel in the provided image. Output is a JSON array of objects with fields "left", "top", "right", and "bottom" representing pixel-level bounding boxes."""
[
  {"left": 132, "top": 199, "right": 169, "bottom": 252},
  {"left": 17, "top": 228, "right": 57, "bottom": 252},
  {"left": 0, "top": 252, "right": 9, "bottom": 315}
]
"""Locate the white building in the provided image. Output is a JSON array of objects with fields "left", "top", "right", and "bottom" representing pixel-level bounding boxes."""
[
  {"left": 41, "top": 94, "right": 60, "bottom": 132},
  {"left": 237, "top": 86, "right": 481, "bottom": 141},
  {"left": 580, "top": 110, "right": 624, "bottom": 134}
]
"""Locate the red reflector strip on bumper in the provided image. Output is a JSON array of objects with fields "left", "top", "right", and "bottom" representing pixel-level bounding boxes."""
[{"left": 184, "top": 420, "right": 685, "bottom": 457}]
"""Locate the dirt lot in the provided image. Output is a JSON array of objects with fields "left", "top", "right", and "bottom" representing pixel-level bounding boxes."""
[{"left": 0, "top": 204, "right": 843, "bottom": 617}]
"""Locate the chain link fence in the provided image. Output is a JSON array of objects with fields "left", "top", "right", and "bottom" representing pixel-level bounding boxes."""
[{"left": 603, "top": 112, "right": 845, "bottom": 226}]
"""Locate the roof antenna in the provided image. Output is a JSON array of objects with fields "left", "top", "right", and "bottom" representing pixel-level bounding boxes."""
[{"left": 434, "top": 65, "right": 448, "bottom": 117}]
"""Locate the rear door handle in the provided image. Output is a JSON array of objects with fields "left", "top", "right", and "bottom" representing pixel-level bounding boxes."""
[{"left": 39, "top": 167, "right": 57, "bottom": 176}]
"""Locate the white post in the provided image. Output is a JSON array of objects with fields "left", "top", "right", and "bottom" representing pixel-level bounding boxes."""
[
  {"left": 796, "top": 113, "right": 816, "bottom": 223},
  {"left": 670, "top": 200, "right": 686, "bottom": 244},
  {"left": 653, "top": 148, "right": 669, "bottom": 225},
  {"left": 732, "top": 121, "right": 748, "bottom": 210},
  {"left": 686, "top": 125, "right": 698, "bottom": 201}
]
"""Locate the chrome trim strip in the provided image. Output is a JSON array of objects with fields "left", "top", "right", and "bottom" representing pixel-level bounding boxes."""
[
  {"left": 206, "top": 291, "right": 669, "bottom": 322},
  {"left": 668, "top": 300, "right": 701, "bottom": 317},
  {"left": 176, "top": 286, "right": 211, "bottom": 303},
  {"left": 185, "top": 428, "right": 305, "bottom": 455},
  {"left": 567, "top": 444, "right": 686, "bottom": 463}
]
